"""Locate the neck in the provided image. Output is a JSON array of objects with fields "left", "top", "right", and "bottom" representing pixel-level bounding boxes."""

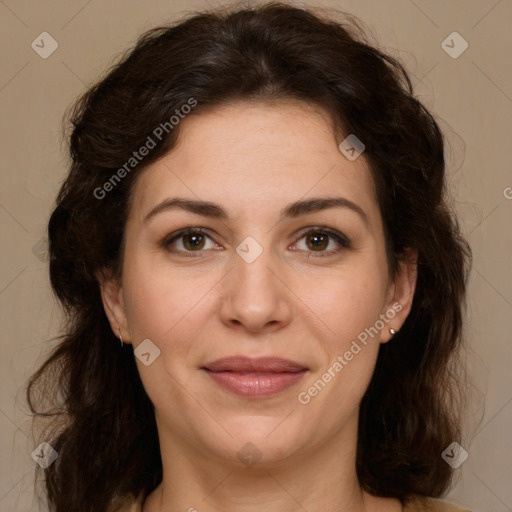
[{"left": 142, "top": 413, "right": 402, "bottom": 512}]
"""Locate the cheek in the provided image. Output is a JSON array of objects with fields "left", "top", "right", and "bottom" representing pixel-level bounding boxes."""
[
  {"left": 297, "top": 262, "right": 388, "bottom": 346},
  {"left": 296, "top": 279, "right": 383, "bottom": 424},
  {"left": 121, "top": 249, "right": 219, "bottom": 343},
  {"left": 293, "top": 261, "right": 387, "bottom": 411}
]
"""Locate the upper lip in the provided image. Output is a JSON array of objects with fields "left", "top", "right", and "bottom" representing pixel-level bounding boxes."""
[{"left": 202, "top": 357, "right": 307, "bottom": 373}]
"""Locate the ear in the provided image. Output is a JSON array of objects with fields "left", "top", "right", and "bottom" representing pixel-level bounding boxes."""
[
  {"left": 96, "top": 269, "right": 132, "bottom": 344},
  {"left": 380, "top": 247, "right": 418, "bottom": 343}
]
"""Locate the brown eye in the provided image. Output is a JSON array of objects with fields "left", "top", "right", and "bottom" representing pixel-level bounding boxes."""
[
  {"left": 294, "top": 227, "right": 351, "bottom": 257},
  {"left": 163, "top": 228, "right": 218, "bottom": 255},
  {"left": 182, "top": 232, "right": 206, "bottom": 251},
  {"left": 305, "top": 231, "right": 329, "bottom": 251}
]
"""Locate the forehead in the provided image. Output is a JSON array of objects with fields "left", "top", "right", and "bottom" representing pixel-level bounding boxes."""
[{"left": 129, "top": 100, "right": 380, "bottom": 225}]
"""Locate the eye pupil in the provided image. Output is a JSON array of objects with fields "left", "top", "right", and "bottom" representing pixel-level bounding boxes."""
[
  {"left": 306, "top": 232, "right": 328, "bottom": 251},
  {"left": 184, "top": 233, "right": 205, "bottom": 250}
]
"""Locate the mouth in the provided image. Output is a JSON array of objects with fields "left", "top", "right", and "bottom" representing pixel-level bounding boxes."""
[{"left": 201, "top": 356, "right": 308, "bottom": 398}]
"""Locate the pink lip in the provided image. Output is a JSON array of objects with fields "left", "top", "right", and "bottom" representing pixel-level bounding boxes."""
[{"left": 202, "top": 357, "right": 308, "bottom": 398}]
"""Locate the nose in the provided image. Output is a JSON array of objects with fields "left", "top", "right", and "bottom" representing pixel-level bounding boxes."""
[{"left": 218, "top": 242, "right": 293, "bottom": 334}]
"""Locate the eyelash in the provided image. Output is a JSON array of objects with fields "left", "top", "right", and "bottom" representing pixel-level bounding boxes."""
[{"left": 162, "top": 226, "right": 351, "bottom": 258}]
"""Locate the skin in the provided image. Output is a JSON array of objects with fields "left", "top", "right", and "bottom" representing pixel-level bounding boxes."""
[{"left": 99, "top": 100, "right": 417, "bottom": 512}]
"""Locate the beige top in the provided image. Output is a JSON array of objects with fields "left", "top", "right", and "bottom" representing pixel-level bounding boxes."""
[{"left": 109, "top": 493, "right": 472, "bottom": 512}]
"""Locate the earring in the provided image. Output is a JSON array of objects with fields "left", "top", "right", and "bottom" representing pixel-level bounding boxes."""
[
  {"left": 389, "top": 328, "right": 397, "bottom": 336},
  {"left": 117, "top": 324, "right": 124, "bottom": 347}
]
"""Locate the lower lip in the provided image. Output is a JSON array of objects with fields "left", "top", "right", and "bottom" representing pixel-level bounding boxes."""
[{"left": 203, "top": 370, "right": 307, "bottom": 398}]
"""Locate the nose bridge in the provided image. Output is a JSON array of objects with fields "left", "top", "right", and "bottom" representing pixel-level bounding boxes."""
[
  {"left": 233, "top": 235, "right": 279, "bottom": 302},
  {"left": 219, "top": 234, "right": 291, "bottom": 331},
  {"left": 236, "top": 240, "right": 273, "bottom": 288}
]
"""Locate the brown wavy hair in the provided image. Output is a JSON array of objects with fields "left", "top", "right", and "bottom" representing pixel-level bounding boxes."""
[{"left": 26, "top": 3, "right": 471, "bottom": 511}]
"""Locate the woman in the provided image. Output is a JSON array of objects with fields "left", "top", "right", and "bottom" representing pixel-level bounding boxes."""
[{"left": 26, "top": 3, "right": 473, "bottom": 511}]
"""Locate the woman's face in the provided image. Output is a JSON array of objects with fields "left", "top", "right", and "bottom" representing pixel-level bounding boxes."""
[{"left": 101, "top": 100, "right": 416, "bottom": 468}]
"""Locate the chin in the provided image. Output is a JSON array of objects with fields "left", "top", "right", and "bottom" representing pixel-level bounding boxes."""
[{"left": 212, "top": 414, "right": 305, "bottom": 465}]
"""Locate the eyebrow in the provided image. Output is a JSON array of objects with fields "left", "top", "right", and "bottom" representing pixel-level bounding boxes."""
[{"left": 143, "top": 196, "right": 369, "bottom": 227}]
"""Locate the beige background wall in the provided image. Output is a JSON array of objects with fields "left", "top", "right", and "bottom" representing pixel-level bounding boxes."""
[{"left": 1, "top": 1, "right": 510, "bottom": 511}]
